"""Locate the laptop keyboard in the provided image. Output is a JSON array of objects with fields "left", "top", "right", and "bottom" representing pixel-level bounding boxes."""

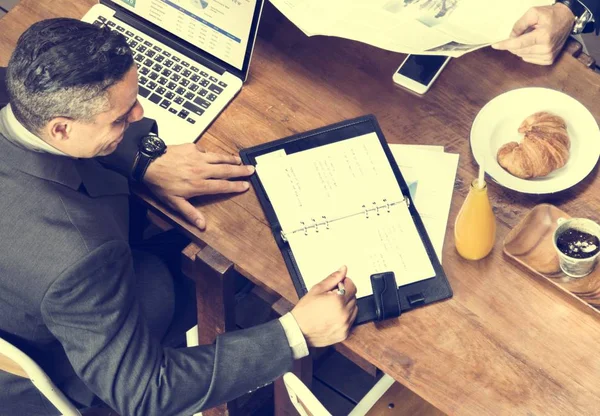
[{"left": 92, "top": 15, "right": 228, "bottom": 125}]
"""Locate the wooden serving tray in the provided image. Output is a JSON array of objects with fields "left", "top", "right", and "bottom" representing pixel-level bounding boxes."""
[{"left": 503, "top": 204, "right": 600, "bottom": 311}]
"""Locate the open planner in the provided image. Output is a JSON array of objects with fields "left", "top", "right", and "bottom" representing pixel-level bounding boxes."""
[{"left": 240, "top": 115, "right": 453, "bottom": 324}]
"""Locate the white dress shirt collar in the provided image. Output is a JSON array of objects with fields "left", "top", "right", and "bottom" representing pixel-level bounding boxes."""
[{"left": 0, "top": 104, "right": 67, "bottom": 156}]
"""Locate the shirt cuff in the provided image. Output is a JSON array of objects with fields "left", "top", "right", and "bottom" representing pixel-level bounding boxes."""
[{"left": 279, "top": 312, "right": 309, "bottom": 360}]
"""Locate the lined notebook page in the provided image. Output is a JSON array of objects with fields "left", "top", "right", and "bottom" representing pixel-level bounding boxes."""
[{"left": 256, "top": 133, "right": 435, "bottom": 298}]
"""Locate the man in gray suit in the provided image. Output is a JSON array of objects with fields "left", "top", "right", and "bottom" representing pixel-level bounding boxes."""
[{"left": 0, "top": 19, "right": 358, "bottom": 415}]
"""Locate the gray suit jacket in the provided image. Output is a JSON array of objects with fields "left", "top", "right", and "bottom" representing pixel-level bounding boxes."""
[{"left": 0, "top": 125, "right": 292, "bottom": 413}]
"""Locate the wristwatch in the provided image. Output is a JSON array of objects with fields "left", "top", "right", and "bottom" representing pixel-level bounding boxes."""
[
  {"left": 131, "top": 133, "right": 167, "bottom": 182},
  {"left": 556, "top": 0, "right": 595, "bottom": 34}
]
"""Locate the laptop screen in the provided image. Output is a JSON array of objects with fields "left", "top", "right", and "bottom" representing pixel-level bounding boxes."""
[{"left": 115, "top": 0, "right": 257, "bottom": 71}]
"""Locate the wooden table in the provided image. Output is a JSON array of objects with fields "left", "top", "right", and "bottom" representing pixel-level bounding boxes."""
[{"left": 2, "top": 2, "right": 600, "bottom": 415}]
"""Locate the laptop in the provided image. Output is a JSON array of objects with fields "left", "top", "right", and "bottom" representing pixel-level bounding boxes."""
[{"left": 82, "top": 0, "right": 264, "bottom": 145}]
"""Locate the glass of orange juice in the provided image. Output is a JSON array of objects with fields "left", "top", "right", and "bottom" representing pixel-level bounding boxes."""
[{"left": 454, "top": 179, "right": 496, "bottom": 260}]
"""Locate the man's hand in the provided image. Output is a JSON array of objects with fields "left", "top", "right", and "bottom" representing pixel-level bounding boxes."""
[
  {"left": 492, "top": 4, "right": 575, "bottom": 66},
  {"left": 143, "top": 143, "right": 255, "bottom": 230},
  {"left": 291, "top": 266, "right": 358, "bottom": 347}
]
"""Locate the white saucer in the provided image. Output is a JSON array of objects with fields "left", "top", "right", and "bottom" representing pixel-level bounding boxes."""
[{"left": 470, "top": 88, "right": 600, "bottom": 194}]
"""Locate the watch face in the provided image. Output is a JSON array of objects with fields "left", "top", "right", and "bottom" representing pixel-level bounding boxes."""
[{"left": 141, "top": 135, "right": 166, "bottom": 156}]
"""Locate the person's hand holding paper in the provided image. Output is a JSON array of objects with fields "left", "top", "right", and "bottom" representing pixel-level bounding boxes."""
[
  {"left": 492, "top": 4, "right": 575, "bottom": 65},
  {"left": 268, "top": 0, "right": 557, "bottom": 58}
]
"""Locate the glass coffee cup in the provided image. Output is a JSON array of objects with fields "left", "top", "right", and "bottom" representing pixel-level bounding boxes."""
[{"left": 552, "top": 217, "right": 600, "bottom": 278}]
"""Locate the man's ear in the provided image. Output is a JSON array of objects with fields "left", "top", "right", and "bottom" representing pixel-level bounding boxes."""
[{"left": 45, "top": 117, "right": 73, "bottom": 143}]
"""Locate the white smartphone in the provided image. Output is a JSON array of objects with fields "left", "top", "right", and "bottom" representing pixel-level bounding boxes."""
[{"left": 393, "top": 54, "right": 451, "bottom": 94}]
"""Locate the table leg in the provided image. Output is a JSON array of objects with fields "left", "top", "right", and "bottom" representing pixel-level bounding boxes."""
[
  {"left": 251, "top": 283, "right": 315, "bottom": 415},
  {"left": 565, "top": 37, "right": 596, "bottom": 68},
  {"left": 182, "top": 242, "right": 313, "bottom": 416},
  {"left": 181, "top": 243, "right": 238, "bottom": 416}
]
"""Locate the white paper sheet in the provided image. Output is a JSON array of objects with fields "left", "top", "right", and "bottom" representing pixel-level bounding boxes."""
[{"left": 390, "top": 145, "right": 459, "bottom": 262}]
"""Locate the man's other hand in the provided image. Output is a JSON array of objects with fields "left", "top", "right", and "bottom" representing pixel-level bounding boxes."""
[
  {"left": 291, "top": 266, "right": 358, "bottom": 348},
  {"left": 143, "top": 143, "right": 255, "bottom": 230},
  {"left": 492, "top": 4, "right": 575, "bottom": 66}
]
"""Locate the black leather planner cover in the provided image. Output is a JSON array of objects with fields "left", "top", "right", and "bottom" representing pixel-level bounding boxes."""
[{"left": 239, "top": 115, "right": 453, "bottom": 324}]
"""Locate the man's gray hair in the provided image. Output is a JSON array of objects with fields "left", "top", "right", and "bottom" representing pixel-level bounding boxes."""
[
  {"left": 6, "top": 18, "right": 134, "bottom": 135},
  {"left": 7, "top": 79, "right": 114, "bottom": 134}
]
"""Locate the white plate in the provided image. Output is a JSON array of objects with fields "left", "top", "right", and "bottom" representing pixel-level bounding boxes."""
[{"left": 470, "top": 88, "right": 600, "bottom": 194}]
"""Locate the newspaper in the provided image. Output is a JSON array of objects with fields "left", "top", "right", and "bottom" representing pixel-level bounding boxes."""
[{"left": 269, "top": 0, "right": 553, "bottom": 57}]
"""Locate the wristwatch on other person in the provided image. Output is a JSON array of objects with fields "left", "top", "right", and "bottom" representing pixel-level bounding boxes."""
[
  {"left": 556, "top": 0, "right": 595, "bottom": 34},
  {"left": 131, "top": 133, "right": 167, "bottom": 182}
]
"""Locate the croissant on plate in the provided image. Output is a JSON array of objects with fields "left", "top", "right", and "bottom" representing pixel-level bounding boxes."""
[{"left": 496, "top": 112, "right": 570, "bottom": 179}]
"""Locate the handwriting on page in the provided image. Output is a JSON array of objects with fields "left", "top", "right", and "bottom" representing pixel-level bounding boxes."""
[
  {"left": 285, "top": 203, "right": 435, "bottom": 297},
  {"left": 256, "top": 133, "right": 435, "bottom": 298},
  {"left": 257, "top": 133, "right": 401, "bottom": 228}
]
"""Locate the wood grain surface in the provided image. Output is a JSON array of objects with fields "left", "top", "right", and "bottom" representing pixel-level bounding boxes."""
[{"left": 2, "top": 2, "right": 600, "bottom": 415}]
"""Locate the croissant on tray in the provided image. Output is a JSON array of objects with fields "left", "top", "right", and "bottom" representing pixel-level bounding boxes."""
[{"left": 496, "top": 112, "right": 570, "bottom": 179}]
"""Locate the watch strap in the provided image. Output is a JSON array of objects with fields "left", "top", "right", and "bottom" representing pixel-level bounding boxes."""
[
  {"left": 574, "top": 8, "right": 595, "bottom": 34},
  {"left": 131, "top": 133, "right": 166, "bottom": 182},
  {"left": 557, "top": 0, "right": 578, "bottom": 11},
  {"left": 131, "top": 150, "right": 153, "bottom": 182},
  {"left": 557, "top": 0, "right": 594, "bottom": 34}
]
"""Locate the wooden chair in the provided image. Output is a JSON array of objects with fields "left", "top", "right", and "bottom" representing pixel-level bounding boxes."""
[
  {"left": 283, "top": 372, "right": 446, "bottom": 416},
  {"left": 0, "top": 336, "right": 82, "bottom": 416},
  {"left": 283, "top": 372, "right": 397, "bottom": 416}
]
